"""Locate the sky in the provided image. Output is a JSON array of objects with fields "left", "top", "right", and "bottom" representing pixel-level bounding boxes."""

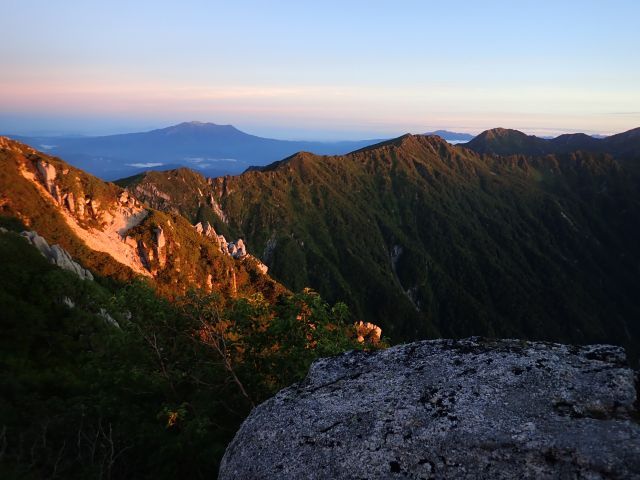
[{"left": 1, "top": 0, "right": 639, "bottom": 140}]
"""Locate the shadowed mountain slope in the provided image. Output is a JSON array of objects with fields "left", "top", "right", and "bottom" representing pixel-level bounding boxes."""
[
  {"left": 465, "top": 126, "right": 640, "bottom": 159},
  {"left": 123, "top": 134, "right": 640, "bottom": 358}
]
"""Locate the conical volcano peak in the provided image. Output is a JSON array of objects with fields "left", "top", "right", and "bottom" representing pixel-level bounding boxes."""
[{"left": 163, "top": 121, "right": 241, "bottom": 133}]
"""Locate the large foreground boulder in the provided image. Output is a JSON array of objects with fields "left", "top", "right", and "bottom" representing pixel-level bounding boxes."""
[{"left": 220, "top": 338, "right": 640, "bottom": 479}]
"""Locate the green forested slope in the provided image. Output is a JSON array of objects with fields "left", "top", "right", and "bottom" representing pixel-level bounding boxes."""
[
  {"left": 126, "top": 134, "right": 640, "bottom": 357},
  {"left": 0, "top": 222, "right": 365, "bottom": 478}
]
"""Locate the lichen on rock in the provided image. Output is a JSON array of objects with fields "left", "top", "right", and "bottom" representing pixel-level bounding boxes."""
[{"left": 220, "top": 338, "right": 640, "bottom": 479}]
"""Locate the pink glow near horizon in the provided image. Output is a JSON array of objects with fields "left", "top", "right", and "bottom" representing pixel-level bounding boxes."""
[
  {"left": 2, "top": 77, "right": 638, "bottom": 137},
  {"left": 2, "top": 1, "right": 639, "bottom": 139}
]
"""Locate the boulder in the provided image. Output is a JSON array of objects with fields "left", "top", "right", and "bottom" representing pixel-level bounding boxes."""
[
  {"left": 99, "top": 209, "right": 114, "bottom": 226},
  {"left": 220, "top": 338, "right": 640, "bottom": 480},
  {"left": 124, "top": 235, "right": 138, "bottom": 249}
]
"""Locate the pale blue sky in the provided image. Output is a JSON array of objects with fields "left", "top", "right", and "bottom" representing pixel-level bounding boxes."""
[{"left": 1, "top": 0, "right": 639, "bottom": 139}]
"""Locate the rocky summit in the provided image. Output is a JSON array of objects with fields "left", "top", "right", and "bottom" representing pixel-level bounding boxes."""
[{"left": 220, "top": 338, "right": 640, "bottom": 479}]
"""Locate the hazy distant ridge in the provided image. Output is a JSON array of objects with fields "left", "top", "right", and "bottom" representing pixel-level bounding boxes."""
[
  {"left": 8, "top": 123, "right": 632, "bottom": 180},
  {"left": 8, "top": 122, "right": 384, "bottom": 180}
]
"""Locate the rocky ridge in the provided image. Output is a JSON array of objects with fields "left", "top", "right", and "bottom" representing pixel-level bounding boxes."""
[
  {"left": 193, "top": 220, "right": 268, "bottom": 274},
  {"left": 0, "top": 137, "right": 276, "bottom": 296},
  {"left": 15, "top": 147, "right": 151, "bottom": 276},
  {"left": 220, "top": 338, "right": 640, "bottom": 479}
]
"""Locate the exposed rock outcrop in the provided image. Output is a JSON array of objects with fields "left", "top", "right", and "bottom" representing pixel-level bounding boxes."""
[
  {"left": 63, "top": 191, "right": 76, "bottom": 213},
  {"left": 194, "top": 221, "right": 217, "bottom": 239},
  {"left": 251, "top": 256, "right": 269, "bottom": 275},
  {"left": 234, "top": 238, "right": 246, "bottom": 257},
  {"left": 36, "top": 160, "right": 58, "bottom": 201},
  {"left": 1, "top": 138, "right": 283, "bottom": 297},
  {"left": 133, "top": 183, "right": 171, "bottom": 203},
  {"left": 154, "top": 226, "right": 166, "bottom": 268},
  {"left": 9, "top": 143, "right": 151, "bottom": 276},
  {"left": 216, "top": 234, "right": 228, "bottom": 253},
  {"left": 220, "top": 338, "right": 640, "bottom": 480},
  {"left": 203, "top": 223, "right": 216, "bottom": 238},
  {"left": 208, "top": 193, "right": 228, "bottom": 223},
  {"left": 19, "top": 230, "right": 94, "bottom": 280},
  {"left": 98, "top": 308, "right": 120, "bottom": 329},
  {"left": 137, "top": 240, "right": 151, "bottom": 271},
  {"left": 193, "top": 221, "right": 250, "bottom": 260}
]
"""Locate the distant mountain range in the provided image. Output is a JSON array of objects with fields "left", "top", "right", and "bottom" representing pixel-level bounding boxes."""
[
  {"left": 7, "top": 122, "right": 385, "bottom": 180},
  {"left": 2, "top": 124, "right": 640, "bottom": 353},
  {"left": 8, "top": 123, "right": 620, "bottom": 180},
  {"left": 422, "top": 130, "right": 475, "bottom": 141},
  {"left": 121, "top": 127, "right": 640, "bottom": 358},
  {"left": 465, "top": 127, "right": 638, "bottom": 158}
]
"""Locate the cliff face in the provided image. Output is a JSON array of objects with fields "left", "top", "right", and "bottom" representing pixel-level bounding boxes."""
[
  {"left": 220, "top": 338, "right": 640, "bottom": 479},
  {"left": 0, "top": 137, "right": 282, "bottom": 299},
  {"left": 0, "top": 136, "right": 150, "bottom": 278}
]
